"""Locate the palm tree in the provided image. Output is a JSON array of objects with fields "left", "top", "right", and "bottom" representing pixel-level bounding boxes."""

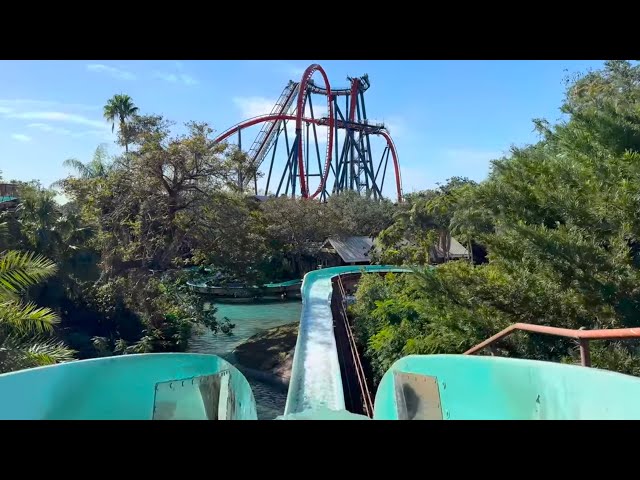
[
  {"left": 63, "top": 144, "right": 112, "bottom": 179},
  {"left": 0, "top": 240, "right": 75, "bottom": 373},
  {"left": 103, "top": 94, "right": 139, "bottom": 153}
]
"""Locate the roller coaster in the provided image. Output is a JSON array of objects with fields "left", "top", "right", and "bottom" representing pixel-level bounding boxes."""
[{"left": 215, "top": 64, "right": 404, "bottom": 202}]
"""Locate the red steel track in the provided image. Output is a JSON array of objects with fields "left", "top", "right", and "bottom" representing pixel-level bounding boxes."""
[
  {"left": 215, "top": 119, "right": 403, "bottom": 202},
  {"left": 295, "top": 64, "right": 334, "bottom": 199},
  {"left": 214, "top": 64, "right": 403, "bottom": 202}
]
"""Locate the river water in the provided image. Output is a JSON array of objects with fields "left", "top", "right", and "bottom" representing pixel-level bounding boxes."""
[{"left": 188, "top": 298, "right": 302, "bottom": 419}]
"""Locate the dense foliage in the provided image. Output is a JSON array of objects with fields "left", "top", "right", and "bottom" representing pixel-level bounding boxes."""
[
  {"left": 0, "top": 94, "right": 396, "bottom": 370},
  {"left": 352, "top": 60, "right": 640, "bottom": 382}
]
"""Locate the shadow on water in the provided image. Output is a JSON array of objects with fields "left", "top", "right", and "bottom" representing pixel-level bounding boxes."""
[{"left": 188, "top": 297, "right": 302, "bottom": 420}]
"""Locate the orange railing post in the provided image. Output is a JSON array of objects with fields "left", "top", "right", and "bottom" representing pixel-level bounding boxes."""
[
  {"left": 579, "top": 339, "right": 591, "bottom": 367},
  {"left": 464, "top": 323, "right": 640, "bottom": 367}
]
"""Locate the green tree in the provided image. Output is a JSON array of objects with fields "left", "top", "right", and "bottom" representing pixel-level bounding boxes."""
[
  {"left": 326, "top": 190, "right": 397, "bottom": 237},
  {"left": 188, "top": 192, "right": 269, "bottom": 283},
  {"left": 257, "top": 193, "right": 398, "bottom": 278},
  {"left": 62, "top": 144, "right": 112, "bottom": 179},
  {"left": 57, "top": 114, "right": 252, "bottom": 353},
  {"left": 222, "top": 147, "right": 261, "bottom": 194},
  {"left": 104, "top": 94, "right": 139, "bottom": 153},
  {"left": 260, "top": 196, "right": 341, "bottom": 277},
  {"left": 62, "top": 116, "right": 231, "bottom": 273},
  {"left": 352, "top": 60, "right": 640, "bottom": 380},
  {"left": 375, "top": 177, "right": 476, "bottom": 265}
]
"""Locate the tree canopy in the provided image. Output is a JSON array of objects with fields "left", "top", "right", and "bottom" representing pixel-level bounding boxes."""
[{"left": 352, "top": 60, "right": 640, "bottom": 382}]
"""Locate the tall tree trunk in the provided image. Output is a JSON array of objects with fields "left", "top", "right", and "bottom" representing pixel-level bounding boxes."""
[{"left": 120, "top": 119, "right": 128, "bottom": 154}]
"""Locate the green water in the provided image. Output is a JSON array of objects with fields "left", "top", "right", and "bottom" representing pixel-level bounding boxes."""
[{"left": 188, "top": 298, "right": 302, "bottom": 419}]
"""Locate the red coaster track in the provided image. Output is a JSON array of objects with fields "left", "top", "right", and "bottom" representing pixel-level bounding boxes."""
[{"left": 214, "top": 63, "right": 404, "bottom": 202}]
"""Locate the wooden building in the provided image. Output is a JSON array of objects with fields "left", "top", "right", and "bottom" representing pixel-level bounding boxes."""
[
  {"left": 317, "top": 236, "right": 375, "bottom": 267},
  {"left": 430, "top": 236, "right": 470, "bottom": 263}
]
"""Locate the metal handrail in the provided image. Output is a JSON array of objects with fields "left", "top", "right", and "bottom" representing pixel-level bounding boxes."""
[
  {"left": 464, "top": 323, "right": 640, "bottom": 367},
  {"left": 335, "top": 275, "right": 374, "bottom": 417}
]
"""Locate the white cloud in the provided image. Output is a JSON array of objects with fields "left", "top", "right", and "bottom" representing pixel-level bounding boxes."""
[
  {"left": 11, "top": 133, "right": 31, "bottom": 142},
  {"left": 1, "top": 100, "right": 112, "bottom": 143},
  {"left": 153, "top": 71, "right": 199, "bottom": 86},
  {"left": 180, "top": 74, "right": 198, "bottom": 86},
  {"left": 86, "top": 63, "right": 136, "bottom": 81},
  {"left": 232, "top": 95, "right": 328, "bottom": 119},
  {"left": 6, "top": 111, "right": 108, "bottom": 130},
  {"left": 0, "top": 98, "right": 99, "bottom": 111},
  {"left": 233, "top": 96, "right": 277, "bottom": 119},
  {"left": 279, "top": 62, "right": 306, "bottom": 77},
  {"left": 28, "top": 122, "right": 72, "bottom": 135},
  {"left": 71, "top": 129, "right": 113, "bottom": 140},
  {"left": 26, "top": 123, "right": 109, "bottom": 140},
  {"left": 172, "top": 61, "right": 199, "bottom": 84},
  {"left": 154, "top": 72, "right": 178, "bottom": 83},
  {"left": 382, "top": 116, "right": 406, "bottom": 138},
  {"left": 231, "top": 96, "right": 297, "bottom": 144}
]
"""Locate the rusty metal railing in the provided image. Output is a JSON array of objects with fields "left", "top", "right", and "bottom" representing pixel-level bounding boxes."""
[
  {"left": 464, "top": 323, "right": 640, "bottom": 367},
  {"left": 334, "top": 274, "right": 374, "bottom": 417}
]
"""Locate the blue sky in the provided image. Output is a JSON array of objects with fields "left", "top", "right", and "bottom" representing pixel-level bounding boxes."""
[{"left": 0, "top": 60, "right": 604, "bottom": 197}]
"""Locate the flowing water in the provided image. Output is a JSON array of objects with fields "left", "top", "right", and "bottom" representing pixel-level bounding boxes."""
[{"left": 188, "top": 298, "right": 302, "bottom": 419}]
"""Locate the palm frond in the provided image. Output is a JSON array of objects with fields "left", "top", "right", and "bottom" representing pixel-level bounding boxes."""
[
  {"left": 0, "top": 300, "right": 59, "bottom": 333},
  {"left": 63, "top": 158, "right": 93, "bottom": 178},
  {"left": 93, "top": 143, "right": 110, "bottom": 164},
  {"left": 49, "top": 179, "right": 66, "bottom": 189},
  {"left": 0, "top": 335, "right": 75, "bottom": 373},
  {"left": 104, "top": 102, "right": 117, "bottom": 132},
  {"left": 0, "top": 250, "right": 57, "bottom": 296},
  {"left": 91, "top": 336, "right": 111, "bottom": 354},
  {"left": 21, "top": 337, "right": 75, "bottom": 364},
  {"left": 104, "top": 94, "right": 137, "bottom": 131},
  {"left": 127, "top": 335, "right": 154, "bottom": 354},
  {"left": 114, "top": 338, "right": 128, "bottom": 354}
]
